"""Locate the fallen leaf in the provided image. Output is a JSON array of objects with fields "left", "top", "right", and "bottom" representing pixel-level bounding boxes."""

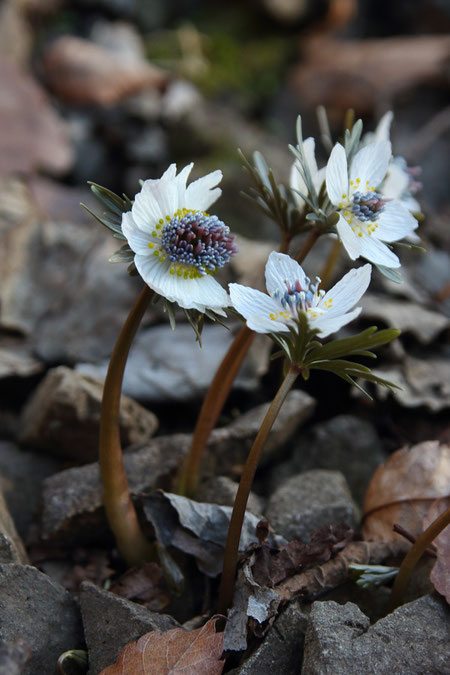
[
  {"left": 362, "top": 442, "right": 450, "bottom": 546},
  {"left": 251, "top": 523, "right": 353, "bottom": 587},
  {"left": 369, "top": 357, "right": 450, "bottom": 412},
  {"left": 141, "top": 491, "right": 284, "bottom": 577},
  {"left": 224, "top": 524, "right": 353, "bottom": 651},
  {"left": 423, "top": 499, "right": 450, "bottom": 604},
  {"left": 290, "top": 34, "right": 450, "bottom": 120},
  {"left": 110, "top": 562, "right": 171, "bottom": 612},
  {"left": 42, "top": 36, "right": 167, "bottom": 105},
  {"left": 0, "top": 58, "right": 72, "bottom": 176},
  {"left": 100, "top": 616, "right": 225, "bottom": 675}
]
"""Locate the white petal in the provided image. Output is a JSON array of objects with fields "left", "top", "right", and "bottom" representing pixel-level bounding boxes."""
[
  {"left": 381, "top": 162, "right": 409, "bottom": 200},
  {"left": 229, "top": 283, "right": 282, "bottom": 320},
  {"left": 321, "top": 264, "right": 371, "bottom": 315},
  {"left": 135, "top": 253, "right": 229, "bottom": 311},
  {"left": 265, "top": 252, "right": 308, "bottom": 297},
  {"left": 359, "top": 234, "right": 400, "bottom": 267},
  {"left": 350, "top": 141, "right": 391, "bottom": 190},
  {"left": 374, "top": 111, "right": 393, "bottom": 143},
  {"left": 312, "top": 307, "right": 362, "bottom": 338},
  {"left": 290, "top": 161, "right": 307, "bottom": 209},
  {"left": 184, "top": 170, "right": 223, "bottom": 212},
  {"left": 133, "top": 173, "right": 180, "bottom": 228},
  {"left": 376, "top": 200, "right": 418, "bottom": 242},
  {"left": 122, "top": 211, "right": 158, "bottom": 254},
  {"left": 246, "top": 313, "right": 290, "bottom": 334},
  {"left": 336, "top": 214, "right": 362, "bottom": 260},
  {"left": 326, "top": 143, "right": 349, "bottom": 205},
  {"left": 303, "top": 137, "right": 319, "bottom": 178}
]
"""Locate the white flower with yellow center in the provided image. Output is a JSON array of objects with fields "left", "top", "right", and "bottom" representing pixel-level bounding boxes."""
[
  {"left": 229, "top": 252, "right": 371, "bottom": 339},
  {"left": 122, "top": 163, "right": 237, "bottom": 313},
  {"left": 326, "top": 141, "right": 418, "bottom": 268}
]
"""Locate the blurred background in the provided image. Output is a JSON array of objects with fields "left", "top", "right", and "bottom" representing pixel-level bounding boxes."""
[{"left": 1, "top": 0, "right": 449, "bottom": 429}]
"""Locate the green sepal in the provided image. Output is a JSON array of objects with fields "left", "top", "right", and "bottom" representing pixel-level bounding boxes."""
[
  {"left": 375, "top": 264, "right": 403, "bottom": 284},
  {"left": 81, "top": 182, "right": 132, "bottom": 239},
  {"left": 108, "top": 244, "right": 135, "bottom": 264}
]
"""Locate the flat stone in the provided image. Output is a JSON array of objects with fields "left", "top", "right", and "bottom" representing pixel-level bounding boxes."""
[
  {"left": 0, "top": 563, "right": 83, "bottom": 675},
  {"left": 196, "top": 476, "right": 264, "bottom": 516},
  {"left": 229, "top": 601, "right": 309, "bottom": 674},
  {"left": 19, "top": 366, "right": 158, "bottom": 462},
  {"left": 301, "top": 595, "right": 450, "bottom": 674},
  {"left": 0, "top": 492, "right": 28, "bottom": 564},
  {"left": 80, "top": 580, "right": 178, "bottom": 674},
  {"left": 265, "top": 470, "right": 358, "bottom": 542},
  {"left": 0, "top": 441, "right": 61, "bottom": 537},
  {"left": 40, "top": 393, "right": 315, "bottom": 544},
  {"left": 77, "top": 322, "right": 274, "bottom": 404},
  {"left": 272, "top": 415, "right": 386, "bottom": 505}
]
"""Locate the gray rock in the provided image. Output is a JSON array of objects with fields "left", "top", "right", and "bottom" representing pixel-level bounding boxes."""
[
  {"left": 77, "top": 322, "right": 271, "bottom": 404},
  {"left": 229, "top": 601, "right": 309, "bottom": 674},
  {"left": 0, "top": 492, "right": 28, "bottom": 564},
  {"left": 0, "top": 347, "right": 42, "bottom": 380},
  {"left": 265, "top": 470, "right": 358, "bottom": 542},
  {"left": 40, "top": 393, "right": 315, "bottom": 544},
  {"left": 0, "top": 563, "right": 83, "bottom": 675},
  {"left": 301, "top": 595, "right": 450, "bottom": 675},
  {"left": 272, "top": 415, "right": 386, "bottom": 505},
  {"left": 19, "top": 366, "right": 159, "bottom": 462},
  {"left": 0, "top": 441, "right": 62, "bottom": 536},
  {"left": 0, "top": 638, "right": 32, "bottom": 675},
  {"left": 80, "top": 581, "right": 178, "bottom": 674},
  {"left": 196, "top": 476, "right": 264, "bottom": 516}
]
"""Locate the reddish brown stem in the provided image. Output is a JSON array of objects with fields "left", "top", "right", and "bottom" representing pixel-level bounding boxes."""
[{"left": 99, "top": 284, "right": 156, "bottom": 566}]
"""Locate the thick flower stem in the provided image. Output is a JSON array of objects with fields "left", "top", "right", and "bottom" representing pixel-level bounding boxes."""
[
  {"left": 388, "top": 505, "right": 450, "bottom": 613},
  {"left": 294, "top": 226, "right": 321, "bottom": 264},
  {"left": 319, "top": 238, "right": 341, "bottom": 289},
  {"left": 177, "top": 325, "right": 255, "bottom": 497},
  {"left": 217, "top": 366, "right": 300, "bottom": 615},
  {"left": 99, "top": 284, "right": 156, "bottom": 566}
]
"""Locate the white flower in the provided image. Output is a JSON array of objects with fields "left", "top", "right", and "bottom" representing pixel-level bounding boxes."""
[
  {"left": 290, "top": 137, "right": 326, "bottom": 210},
  {"left": 363, "top": 111, "right": 421, "bottom": 216},
  {"left": 122, "top": 164, "right": 237, "bottom": 313},
  {"left": 229, "top": 251, "right": 371, "bottom": 339},
  {"left": 326, "top": 141, "right": 418, "bottom": 268}
]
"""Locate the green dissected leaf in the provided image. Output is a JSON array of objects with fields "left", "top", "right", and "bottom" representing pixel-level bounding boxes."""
[{"left": 304, "top": 327, "right": 400, "bottom": 365}]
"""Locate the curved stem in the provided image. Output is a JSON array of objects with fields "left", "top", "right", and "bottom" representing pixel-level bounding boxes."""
[
  {"left": 217, "top": 366, "right": 300, "bottom": 614},
  {"left": 388, "top": 505, "right": 450, "bottom": 613},
  {"left": 294, "top": 226, "right": 321, "bottom": 264},
  {"left": 177, "top": 325, "right": 255, "bottom": 497},
  {"left": 319, "top": 238, "right": 341, "bottom": 289},
  {"left": 99, "top": 284, "right": 156, "bottom": 566}
]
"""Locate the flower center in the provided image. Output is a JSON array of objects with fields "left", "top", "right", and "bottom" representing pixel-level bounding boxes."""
[
  {"left": 351, "top": 191, "right": 386, "bottom": 222},
  {"left": 273, "top": 276, "right": 324, "bottom": 317},
  {"left": 160, "top": 211, "right": 237, "bottom": 275}
]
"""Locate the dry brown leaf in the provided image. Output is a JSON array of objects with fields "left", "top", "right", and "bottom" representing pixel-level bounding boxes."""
[
  {"left": 290, "top": 34, "right": 450, "bottom": 121},
  {"left": 100, "top": 617, "right": 225, "bottom": 675},
  {"left": 362, "top": 442, "right": 450, "bottom": 546},
  {"left": 0, "top": 58, "right": 72, "bottom": 176},
  {"left": 423, "top": 499, "right": 450, "bottom": 604},
  {"left": 42, "top": 36, "right": 167, "bottom": 105},
  {"left": 110, "top": 562, "right": 171, "bottom": 612}
]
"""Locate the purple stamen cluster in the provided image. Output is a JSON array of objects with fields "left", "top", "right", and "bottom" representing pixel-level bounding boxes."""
[
  {"left": 351, "top": 191, "right": 386, "bottom": 222},
  {"left": 161, "top": 212, "right": 237, "bottom": 274},
  {"left": 275, "top": 276, "right": 322, "bottom": 313}
]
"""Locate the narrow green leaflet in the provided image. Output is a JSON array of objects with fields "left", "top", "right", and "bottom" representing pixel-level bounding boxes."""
[
  {"left": 304, "top": 327, "right": 400, "bottom": 365},
  {"left": 349, "top": 563, "right": 398, "bottom": 589},
  {"left": 81, "top": 182, "right": 132, "bottom": 239}
]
